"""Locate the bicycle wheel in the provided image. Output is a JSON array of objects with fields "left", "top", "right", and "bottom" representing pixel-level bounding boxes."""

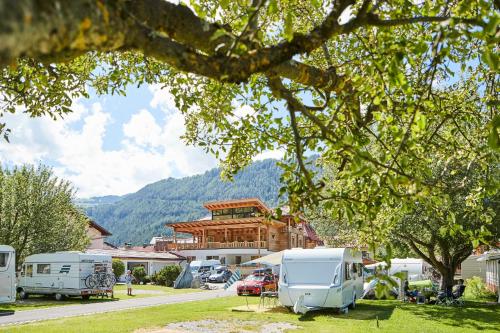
[{"left": 85, "top": 275, "right": 96, "bottom": 289}]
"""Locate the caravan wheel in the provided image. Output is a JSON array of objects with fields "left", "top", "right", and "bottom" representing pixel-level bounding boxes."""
[
  {"left": 19, "top": 290, "right": 29, "bottom": 300},
  {"left": 348, "top": 294, "right": 356, "bottom": 309},
  {"left": 55, "top": 293, "right": 64, "bottom": 301}
]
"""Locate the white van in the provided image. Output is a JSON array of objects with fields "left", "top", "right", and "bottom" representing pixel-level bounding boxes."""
[
  {"left": 279, "top": 248, "right": 363, "bottom": 313},
  {"left": 189, "top": 259, "right": 221, "bottom": 277},
  {"left": 17, "top": 251, "right": 113, "bottom": 300},
  {"left": 0, "top": 245, "right": 16, "bottom": 304}
]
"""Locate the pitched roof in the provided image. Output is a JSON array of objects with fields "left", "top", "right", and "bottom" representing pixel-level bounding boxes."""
[
  {"left": 86, "top": 248, "right": 185, "bottom": 261},
  {"left": 88, "top": 220, "right": 112, "bottom": 236}
]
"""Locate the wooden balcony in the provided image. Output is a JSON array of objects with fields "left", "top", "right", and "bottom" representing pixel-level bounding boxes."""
[{"left": 172, "top": 240, "right": 267, "bottom": 250}]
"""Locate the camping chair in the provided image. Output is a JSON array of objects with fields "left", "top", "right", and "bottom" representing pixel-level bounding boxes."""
[{"left": 436, "top": 286, "right": 465, "bottom": 306}]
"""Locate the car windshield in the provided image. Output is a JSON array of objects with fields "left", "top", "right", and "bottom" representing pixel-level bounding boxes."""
[
  {"left": 216, "top": 270, "right": 224, "bottom": 274},
  {"left": 245, "top": 275, "right": 265, "bottom": 282}
]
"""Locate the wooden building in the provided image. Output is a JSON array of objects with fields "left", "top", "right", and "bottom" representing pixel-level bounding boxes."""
[{"left": 165, "top": 198, "right": 322, "bottom": 265}]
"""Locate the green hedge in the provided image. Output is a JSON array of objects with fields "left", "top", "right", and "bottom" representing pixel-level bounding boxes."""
[{"left": 151, "top": 265, "right": 182, "bottom": 287}]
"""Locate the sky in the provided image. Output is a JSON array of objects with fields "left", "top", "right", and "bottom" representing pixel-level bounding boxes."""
[{"left": 0, "top": 84, "right": 283, "bottom": 198}]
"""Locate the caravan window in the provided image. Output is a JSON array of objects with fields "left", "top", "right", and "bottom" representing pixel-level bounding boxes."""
[
  {"left": 0, "top": 252, "right": 8, "bottom": 268},
  {"left": 344, "top": 263, "right": 352, "bottom": 280},
  {"left": 94, "top": 263, "right": 105, "bottom": 273},
  {"left": 37, "top": 264, "right": 51, "bottom": 274},
  {"left": 26, "top": 264, "right": 33, "bottom": 277}
]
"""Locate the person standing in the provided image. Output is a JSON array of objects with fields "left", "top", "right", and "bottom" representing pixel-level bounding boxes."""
[{"left": 125, "top": 270, "right": 133, "bottom": 296}]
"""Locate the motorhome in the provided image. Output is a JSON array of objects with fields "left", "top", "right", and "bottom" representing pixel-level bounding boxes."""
[
  {"left": 0, "top": 245, "right": 16, "bottom": 304},
  {"left": 279, "top": 248, "right": 363, "bottom": 313},
  {"left": 17, "top": 251, "right": 113, "bottom": 300}
]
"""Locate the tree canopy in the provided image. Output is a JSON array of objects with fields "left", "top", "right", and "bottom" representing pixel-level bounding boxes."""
[
  {"left": 0, "top": 164, "right": 89, "bottom": 264},
  {"left": 0, "top": 1, "right": 498, "bottom": 243}
]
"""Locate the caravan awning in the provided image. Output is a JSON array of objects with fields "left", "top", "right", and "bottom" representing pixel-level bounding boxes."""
[{"left": 241, "top": 251, "right": 284, "bottom": 266}]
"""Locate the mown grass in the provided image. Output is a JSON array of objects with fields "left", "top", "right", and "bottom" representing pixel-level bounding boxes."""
[
  {"left": 1, "top": 296, "right": 498, "bottom": 333},
  {"left": 0, "top": 284, "right": 201, "bottom": 312}
]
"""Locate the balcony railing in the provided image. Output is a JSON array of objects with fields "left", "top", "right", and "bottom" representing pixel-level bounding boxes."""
[{"left": 172, "top": 240, "right": 267, "bottom": 250}]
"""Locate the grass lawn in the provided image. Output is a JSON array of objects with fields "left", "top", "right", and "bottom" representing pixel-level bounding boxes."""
[
  {"left": 0, "top": 284, "right": 201, "bottom": 312},
  {"left": 1, "top": 296, "right": 498, "bottom": 333}
]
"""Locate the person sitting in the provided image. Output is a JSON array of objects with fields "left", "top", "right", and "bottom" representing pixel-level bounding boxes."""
[
  {"left": 403, "top": 280, "right": 418, "bottom": 301},
  {"left": 453, "top": 279, "right": 466, "bottom": 298}
]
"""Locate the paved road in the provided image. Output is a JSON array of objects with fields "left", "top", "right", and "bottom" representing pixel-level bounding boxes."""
[{"left": 0, "top": 289, "right": 233, "bottom": 326}]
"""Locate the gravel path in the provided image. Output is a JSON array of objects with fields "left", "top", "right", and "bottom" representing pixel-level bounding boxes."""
[{"left": 0, "top": 289, "right": 233, "bottom": 327}]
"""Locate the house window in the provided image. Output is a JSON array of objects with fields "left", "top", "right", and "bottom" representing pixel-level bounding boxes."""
[
  {"left": 0, "top": 252, "right": 8, "bottom": 268},
  {"left": 37, "top": 264, "right": 51, "bottom": 274},
  {"left": 251, "top": 256, "right": 260, "bottom": 261},
  {"left": 235, "top": 256, "right": 242, "bottom": 265},
  {"left": 212, "top": 207, "right": 259, "bottom": 220},
  {"left": 187, "top": 256, "right": 196, "bottom": 263}
]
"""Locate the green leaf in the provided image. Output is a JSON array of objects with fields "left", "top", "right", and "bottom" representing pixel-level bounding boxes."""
[{"left": 284, "top": 11, "right": 294, "bottom": 42}]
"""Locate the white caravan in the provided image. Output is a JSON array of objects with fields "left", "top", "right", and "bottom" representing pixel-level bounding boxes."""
[
  {"left": 365, "top": 258, "right": 430, "bottom": 281},
  {"left": 279, "top": 248, "right": 363, "bottom": 313},
  {"left": 0, "top": 245, "right": 16, "bottom": 304},
  {"left": 17, "top": 251, "right": 113, "bottom": 300}
]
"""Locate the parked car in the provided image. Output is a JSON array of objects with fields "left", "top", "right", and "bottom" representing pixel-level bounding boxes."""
[
  {"left": 237, "top": 274, "right": 276, "bottom": 296},
  {"left": 208, "top": 266, "right": 232, "bottom": 283},
  {"left": 198, "top": 266, "right": 215, "bottom": 282}
]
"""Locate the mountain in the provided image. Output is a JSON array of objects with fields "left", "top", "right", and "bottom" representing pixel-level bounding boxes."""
[
  {"left": 76, "top": 195, "right": 122, "bottom": 208},
  {"left": 83, "top": 159, "right": 283, "bottom": 245}
]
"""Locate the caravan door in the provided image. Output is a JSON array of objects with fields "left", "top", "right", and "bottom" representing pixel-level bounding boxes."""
[{"left": 0, "top": 246, "right": 16, "bottom": 303}]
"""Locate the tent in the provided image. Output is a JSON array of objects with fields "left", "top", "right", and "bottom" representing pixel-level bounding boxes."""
[{"left": 241, "top": 251, "right": 284, "bottom": 267}]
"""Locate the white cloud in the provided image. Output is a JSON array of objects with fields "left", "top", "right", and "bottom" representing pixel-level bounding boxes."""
[
  {"left": 0, "top": 86, "right": 218, "bottom": 198},
  {"left": 123, "top": 109, "right": 162, "bottom": 147}
]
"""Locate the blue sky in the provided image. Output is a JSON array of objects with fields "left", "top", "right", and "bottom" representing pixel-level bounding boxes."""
[{"left": 0, "top": 84, "right": 283, "bottom": 198}]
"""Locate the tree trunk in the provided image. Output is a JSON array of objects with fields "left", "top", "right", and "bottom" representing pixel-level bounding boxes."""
[{"left": 440, "top": 267, "right": 456, "bottom": 293}]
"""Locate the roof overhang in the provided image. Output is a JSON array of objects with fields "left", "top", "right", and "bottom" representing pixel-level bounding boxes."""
[
  {"left": 169, "top": 217, "right": 285, "bottom": 232},
  {"left": 203, "top": 198, "right": 270, "bottom": 213}
]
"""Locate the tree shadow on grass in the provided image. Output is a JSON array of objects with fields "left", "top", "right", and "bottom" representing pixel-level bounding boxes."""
[
  {"left": 295, "top": 301, "right": 395, "bottom": 322},
  {"left": 0, "top": 295, "right": 119, "bottom": 311},
  {"left": 0, "top": 310, "right": 15, "bottom": 316},
  {"left": 398, "top": 301, "right": 500, "bottom": 331}
]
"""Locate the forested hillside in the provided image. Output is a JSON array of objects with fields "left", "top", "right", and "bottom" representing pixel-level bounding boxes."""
[{"left": 83, "top": 159, "right": 283, "bottom": 245}]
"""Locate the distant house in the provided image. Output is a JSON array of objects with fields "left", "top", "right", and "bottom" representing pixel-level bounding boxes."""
[
  {"left": 86, "top": 220, "right": 114, "bottom": 250},
  {"left": 164, "top": 198, "right": 323, "bottom": 265},
  {"left": 86, "top": 247, "right": 184, "bottom": 278},
  {"left": 85, "top": 220, "right": 185, "bottom": 278}
]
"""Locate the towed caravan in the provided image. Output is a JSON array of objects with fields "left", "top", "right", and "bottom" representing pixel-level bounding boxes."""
[
  {"left": 279, "top": 248, "right": 363, "bottom": 313},
  {"left": 17, "top": 251, "right": 114, "bottom": 300},
  {"left": 0, "top": 245, "right": 16, "bottom": 304}
]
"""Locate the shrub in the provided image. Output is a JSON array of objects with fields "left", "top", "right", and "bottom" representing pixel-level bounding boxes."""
[
  {"left": 112, "top": 259, "right": 125, "bottom": 279},
  {"left": 465, "top": 276, "right": 497, "bottom": 300},
  {"left": 152, "top": 265, "right": 182, "bottom": 287},
  {"left": 132, "top": 266, "right": 147, "bottom": 284}
]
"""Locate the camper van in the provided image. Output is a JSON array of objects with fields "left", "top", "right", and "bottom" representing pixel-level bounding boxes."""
[
  {"left": 17, "top": 251, "right": 113, "bottom": 300},
  {"left": 279, "top": 248, "right": 363, "bottom": 313},
  {"left": 0, "top": 245, "right": 16, "bottom": 304},
  {"left": 189, "top": 259, "right": 221, "bottom": 279}
]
